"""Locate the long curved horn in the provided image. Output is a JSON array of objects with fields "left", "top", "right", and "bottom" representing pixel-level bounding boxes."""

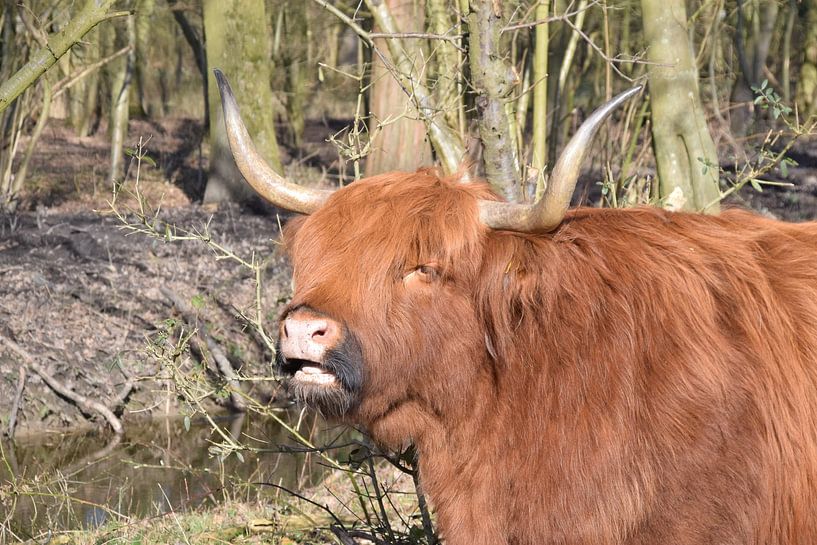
[
  {"left": 479, "top": 86, "right": 642, "bottom": 233},
  {"left": 214, "top": 69, "right": 332, "bottom": 214}
]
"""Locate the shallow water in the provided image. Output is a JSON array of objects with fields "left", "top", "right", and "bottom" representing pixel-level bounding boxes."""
[{"left": 1, "top": 411, "right": 349, "bottom": 537}]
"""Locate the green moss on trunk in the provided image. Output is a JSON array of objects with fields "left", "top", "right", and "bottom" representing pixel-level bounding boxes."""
[
  {"left": 641, "top": 0, "right": 721, "bottom": 212},
  {"left": 203, "top": 0, "right": 281, "bottom": 204},
  {"left": 797, "top": 0, "right": 817, "bottom": 116}
]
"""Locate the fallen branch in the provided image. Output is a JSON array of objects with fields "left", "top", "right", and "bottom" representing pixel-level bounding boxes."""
[
  {"left": 330, "top": 526, "right": 358, "bottom": 545},
  {"left": 5, "top": 365, "right": 26, "bottom": 438},
  {"left": 111, "top": 363, "right": 137, "bottom": 413},
  {"left": 0, "top": 336, "right": 124, "bottom": 434},
  {"left": 160, "top": 287, "right": 247, "bottom": 412}
]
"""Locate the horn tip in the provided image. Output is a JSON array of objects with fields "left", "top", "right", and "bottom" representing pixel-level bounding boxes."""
[
  {"left": 212, "top": 69, "right": 238, "bottom": 111},
  {"left": 213, "top": 69, "right": 230, "bottom": 94},
  {"left": 619, "top": 85, "right": 643, "bottom": 101}
]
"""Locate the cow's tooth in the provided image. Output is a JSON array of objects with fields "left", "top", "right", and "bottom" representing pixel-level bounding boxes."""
[{"left": 294, "top": 369, "right": 337, "bottom": 385}]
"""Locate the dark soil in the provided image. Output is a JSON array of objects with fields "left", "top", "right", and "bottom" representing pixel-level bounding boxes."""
[{"left": 1, "top": 117, "right": 816, "bottom": 436}]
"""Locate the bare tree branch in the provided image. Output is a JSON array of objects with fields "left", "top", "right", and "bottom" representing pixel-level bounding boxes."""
[
  {"left": 502, "top": 1, "right": 599, "bottom": 32},
  {"left": 0, "top": 0, "right": 127, "bottom": 113},
  {"left": 52, "top": 45, "right": 132, "bottom": 99},
  {"left": 369, "top": 31, "right": 465, "bottom": 50}
]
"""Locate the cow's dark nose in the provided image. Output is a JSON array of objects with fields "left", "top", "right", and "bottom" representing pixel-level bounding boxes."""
[{"left": 280, "top": 310, "right": 341, "bottom": 363}]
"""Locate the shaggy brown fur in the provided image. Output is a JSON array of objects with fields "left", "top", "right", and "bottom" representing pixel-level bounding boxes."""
[{"left": 281, "top": 169, "right": 817, "bottom": 545}]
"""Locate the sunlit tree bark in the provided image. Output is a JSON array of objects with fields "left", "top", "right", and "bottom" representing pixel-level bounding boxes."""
[
  {"left": 532, "top": 0, "right": 549, "bottom": 200},
  {"left": 108, "top": 17, "right": 136, "bottom": 182},
  {"left": 426, "top": 0, "right": 460, "bottom": 130},
  {"left": 468, "top": 0, "right": 521, "bottom": 201},
  {"left": 364, "top": 0, "right": 465, "bottom": 176},
  {"left": 641, "top": 0, "right": 720, "bottom": 212},
  {"left": 203, "top": 0, "right": 281, "bottom": 203},
  {"left": 366, "top": 0, "right": 433, "bottom": 176}
]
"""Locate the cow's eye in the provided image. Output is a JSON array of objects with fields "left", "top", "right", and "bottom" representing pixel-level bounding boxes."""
[
  {"left": 416, "top": 264, "right": 438, "bottom": 283},
  {"left": 403, "top": 263, "right": 439, "bottom": 286}
]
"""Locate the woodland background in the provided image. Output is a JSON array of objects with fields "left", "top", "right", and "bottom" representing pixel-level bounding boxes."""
[{"left": 0, "top": 0, "right": 816, "bottom": 543}]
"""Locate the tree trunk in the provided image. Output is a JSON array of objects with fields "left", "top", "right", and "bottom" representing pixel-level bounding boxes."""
[
  {"left": 202, "top": 0, "right": 282, "bottom": 204},
  {"left": 365, "top": 0, "right": 433, "bottom": 176},
  {"left": 467, "top": 0, "right": 521, "bottom": 201},
  {"left": 532, "top": 0, "right": 549, "bottom": 200},
  {"left": 168, "top": 0, "right": 208, "bottom": 128},
  {"left": 283, "top": 3, "right": 307, "bottom": 149},
  {"left": 426, "top": 0, "right": 460, "bottom": 130},
  {"left": 68, "top": 28, "right": 100, "bottom": 137},
  {"left": 641, "top": 0, "right": 721, "bottom": 212},
  {"left": 0, "top": 0, "right": 22, "bottom": 202},
  {"left": 797, "top": 0, "right": 817, "bottom": 117},
  {"left": 13, "top": 75, "right": 53, "bottom": 199},
  {"left": 365, "top": 0, "right": 466, "bottom": 176},
  {"left": 134, "top": 0, "right": 157, "bottom": 117},
  {"left": 730, "top": 0, "right": 779, "bottom": 137},
  {"left": 108, "top": 17, "right": 136, "bottom": 182}
]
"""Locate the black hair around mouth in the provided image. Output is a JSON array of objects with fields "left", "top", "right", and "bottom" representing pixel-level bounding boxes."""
[{"left": 276, "top": 332, "right": 364, "bottom": 417}]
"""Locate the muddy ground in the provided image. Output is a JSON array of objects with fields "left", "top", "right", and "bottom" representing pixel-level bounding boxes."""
[{"left": 1, "top": 117, "right": 816, "bottom": 436}]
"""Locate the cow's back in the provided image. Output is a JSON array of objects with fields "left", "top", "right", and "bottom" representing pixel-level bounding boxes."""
[
  {"left": 473, "top": 208, "right": 817, "bottom": 545},
  {"left": 583, "top": 208, "right": 817, "bottom": 544}
]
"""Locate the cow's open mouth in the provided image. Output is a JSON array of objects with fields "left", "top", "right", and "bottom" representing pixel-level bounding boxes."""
[
  {"left": 276, "top": 332, "right": 363, "bottom": 417},
  {"left": 283, "top": 359, "right": 338, "bottom": 386}
]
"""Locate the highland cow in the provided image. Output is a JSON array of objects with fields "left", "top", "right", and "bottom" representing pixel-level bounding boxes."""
[{"left": 215, "top": 69, "right": 817, "bottom": 545}]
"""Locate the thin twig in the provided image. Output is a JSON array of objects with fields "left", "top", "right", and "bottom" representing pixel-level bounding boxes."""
[
  {"left": 369, "top": 31, "right": 465, "bottom": 51},
  {"left": 313, "top": 0, "right": 467, "bottom": 175},
  {"left": 52, "top": 45, "right": 132, "bottom": 99},
  {"left": 561, "top": 16, "right": 637, "bottom": 82},
  {"left": 502, "top": 0, "right": 598, "bottom": 32},
  {"left": 335, "top": 527, "right": 392, "bottom": 545},
  {"left": 18, "top": 7, "right": 48, "bottom": 47},
  {"left": 254, "top": 481, "right": 346, "bottom": 527},
  {"left": 367, "top": 457, "right": 395, "bottom": 542},
  {"left": 160, "top": 287, "right": 247, "bottom": 413},
  {"left": 412, "top": 467, "right": 438, "bottom": 544},
  {"left": 504, "top": 1, "right": 660, "bottom": 83}
]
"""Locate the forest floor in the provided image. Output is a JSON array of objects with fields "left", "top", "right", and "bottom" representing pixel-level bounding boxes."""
[{"left": 1, "top": 116, "right": 817, "bottom": 438}]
